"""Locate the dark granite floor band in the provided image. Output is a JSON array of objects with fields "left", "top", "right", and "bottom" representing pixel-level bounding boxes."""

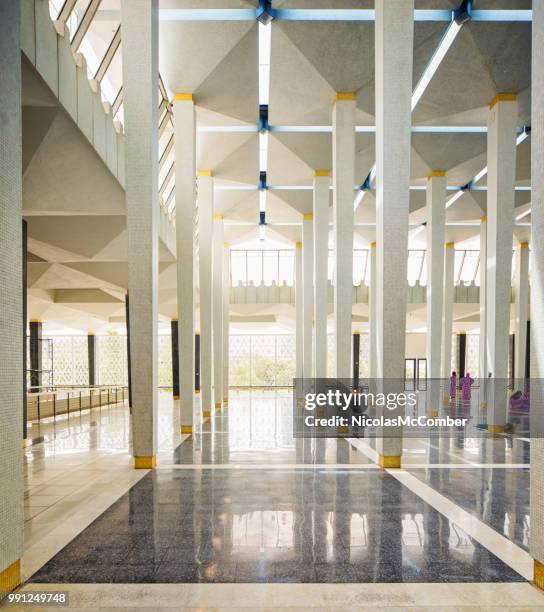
[{"left": 30, "top": 468, "right": 524, "bottom": 584}]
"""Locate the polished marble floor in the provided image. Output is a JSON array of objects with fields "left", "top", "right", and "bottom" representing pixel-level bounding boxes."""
[{"left": 11, "top": 390, "right": 544, "bottom": 609}]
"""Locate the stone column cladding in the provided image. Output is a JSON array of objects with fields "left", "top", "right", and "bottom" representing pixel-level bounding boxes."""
[
  {"left": 313, "top": 171, "right": 329, "bottom": 378},
  {"left": 171, "top": 319, "right": 180, "bottom": 399},
  {"left": 485, "top": 94, "right": 518, "bottom": 431},
  {"left": 295, "top": 242, "right": 303, "bottom": 379},
  {"left": 29, "top": 320, "right": 42, "bottom": 391},
  {"left": 374, "top": 0, "right": 414, "bottom": 465},
  {"left": 441, "top": 243, "right": 455, "bottom": 381},
  {"left": 174, "top": 94, "right": 196, "bottom": 434},
  {"left": 479, "top": 216, "right": 488, "bottom": 380},
  {"left": 222, "top": 243, "right": 230, "bottom": 404},
  {"left": 302, "top": 214, "right": 314, "bottom": 377},
  {"left": 514, "top": 242, "right": 529, "bottom": 380},
  {"left": 531, "top": 0, "right": 544, "bottom": 587},
  {"left": 121, "top": 0, "right": 159, "bottom": 468},
  {"left": 198, "top": 172, "right": 214, "bottom": 420},
  {"left": 0, "top": 0, "right": 24, "bottom": 595},
  {"left": 369, "top": 242, "right": 377, "bottom": 378},
  {"left": 332, "top": 94, "right": 355, "bottom": 379},
  {"left": 212, "top": 215, "right": 224, "bottom": 410}
]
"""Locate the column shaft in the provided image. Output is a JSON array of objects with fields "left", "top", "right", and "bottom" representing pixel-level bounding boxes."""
[
  {"left": 295, "top": 242, "right": 303, "bottom": 379},
  {"left": 441, "top": 244, "right": 455, "bottom": 379},
  {"left": 369, "top": 242, "right": 377, "bottom": 378},
  {"left": 29, "top": 320, "right": 42, "bottom": 391},
  {"left": 125, "top": 294, "right": 132, "bottom": 408},
  {"left": 87, "top": 333, "right": 96, "bottom": 387},
  {"left": 198, "top": 173, "right": 214, "bottom": 419},
  {"left": 171, "top": 320, "right": 179, "bottom": 399},
  {"left": 313, "top": 173, "right": 329, "bottom": 378},
  {"left": 222, "top": 244, "right": 230, "bottom": 403},
  {"left": 485, "top": 95, "right": 517, "bottom": 428},
  {"left": 479, "top": 217, "right": 488, "bottom": 378},
  {"left": 514, "top": 243, "right": 529, "bottom": 380},
  {"left": 212, "top": 216, "right": 224, "bottom": 409},
  {"left": 22, "top": 220, "right": 27, "bottom": 441},
  {"left": 531, "top": 0, "right": 544, "bottom": 584},
  {"left": 121, "top": 0, "right": 159, "bottom": 466},
  {"left": 0, "top": 0, "right": 23, "bottom": 593},
  {"left": 332, "top": 95, "right": 355, "bottom": 379},
  {"left": 374, "top": 0, "right": 414, "bottom": 463},
  {"left": 302, "top": 215, "right": 314, "bottom": 377},
  {"left": 174, "top": 94, "right": 196, "bottom": 432}
]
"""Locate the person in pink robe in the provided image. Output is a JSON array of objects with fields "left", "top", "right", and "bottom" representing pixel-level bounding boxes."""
[
  {"left": 450, "top": 372, "right": 457, "bottom": 399},
  {"left": 461, "top": 372, "right": 474, "bottom": 401}
]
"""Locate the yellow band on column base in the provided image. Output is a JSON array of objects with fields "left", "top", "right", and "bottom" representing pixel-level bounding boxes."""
[
  {"left": 173, "top": 395, "right": 180, "bottom": 400},
  {"left": 134, "top": 455, "right": 156, "bottom": 469},
  {"left": 203, "top": 410, "right": 211, "bottom": 419},
  {"left": 337, "top": 425, "right": 349, "bottom": 435},
  {"left": 181, "top": 425, "right": 193, "bottom": 434},
  {"left": 534, "top": 559, "right": 544, "bottom": 590},
  {"left": 223, "top": 397, "right": 228, "bottom": 403},
  {"left": 0, "top": 559, "right": 21, "bottom": 598},
  {"left": 442, "top": 396, "right": 451, "bottom": 406},
  {"left": 488, "top": 424, "right": 505, "bottom": 433},
  {"left": 427, "top": 410, "right": 439, "bottom": 418},
  {"left": 215, "top": 402, "right": 222, "bottom": 409},
  {"left": 22, "top": 438, "right": 28, "bottom": 448},
  {"left": 378, "top": 455, "right": 401, "bottom": 469},
  {"left": 480, "top": 402, "right": 487, "bottom": 409}
]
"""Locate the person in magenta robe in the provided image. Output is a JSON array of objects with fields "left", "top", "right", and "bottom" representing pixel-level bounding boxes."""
[
  {"left": 461, "top": 372, "right": 474, "bottom": 401},
  {"left": 450, "top": 371, "right": 457, "bottom": 399}
]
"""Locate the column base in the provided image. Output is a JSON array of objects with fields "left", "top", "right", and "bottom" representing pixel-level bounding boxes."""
[
  {"left": 378, "top": 454, "right": 401, "bottom": 469},
  {"left": 442, "top": 396, "right": 451, "bottom": 406},
  {"left": 203, "top": 410, "right": 211, "bottom": 419},
  {"left": 0, "top": 559, "right": 21, "bottom": 598},
  {"left": 223, "top": 397, "right": 228, "bottom": 406},
  {"left": 337, "top": 425, "right": 349, "bottom": 435},
  {"left": 534, "top": 559, "right": 544, "bottom": 590},
  {"left": 427, "top": 410, "right": 439, "bottom": 418},
  {"left": 22, "top": 438, "right": 28, "bottom": 448},
  {"left": 480, "top": 402, "right": 487, "bottom": 409},
  {"left": 488, "top": 424, "right": 505, "bottom": 433},
  {"left": 214, "top": 402, "right": 221, "bottom": 410},
  {"left": 173, "top": 395, "right": 180, "bottom": 400},
  {"left": 181, "top": 425, "right": 193, "bottom": 434},
  {"left": 134, "top": 455, "right": 156, "bottom": 469}
]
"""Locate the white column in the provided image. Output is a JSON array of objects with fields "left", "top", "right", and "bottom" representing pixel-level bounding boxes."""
[
  {"left": 514, "top": 242, "right": 529, "bottom": 380},
  {"left": 302, "top": 214, "right": 314, "bottom": 377},
  {"left": 198, "top": 172, "right": 214, "bottom": 419},
  {"left": 313, "top": 171, "right": 329, "bottom": 378},
  {"left": 0, "top": 0, "right": 23, "bottom": 593},
  {"left": 295, "top": 242, "right": 303, "bottom": 379},
  {"left": 441, "top": 243, "right": 455, "bottom": 381},
  {"left": 530, "top": 0, "right": 544, "bottom": 586},
  {"left": 425, "top": 172, "right": 446, "bottom": 415},
  {"left": 369, "top": 242, "right": 377, "bottom": 378},
  {"left": 479, "top": 216, "right": 488, "bottom": 380},
  {"left": 485, "top": 94, "right": 517, "bottom": 431},
  {"left": 332, "top": 93, "right": 355, "bottom": 379},
  {"left": 174, "top": 94, "right": 196, "bottom": 434},
  {"left": 121, "top": 0, "right": 159, "bottom": 468},
  {"left": 222, "top": 243, "right": 230, "bottom": 404},
  {"left": 374, "top": 0, "right": 414, "bottom": 466},
  {"left": 212, "top": 215, "right": 224, "bottom": 410}
]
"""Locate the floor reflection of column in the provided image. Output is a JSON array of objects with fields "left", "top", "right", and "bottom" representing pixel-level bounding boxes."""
[
  {"left": 333, "top": 442, "right": 351, "bottom": 575},
  {"left": 313, "top": 442, "right": 327, "bottom": 565},
  {"left": 378, "top": 473, "right": 402, "bottom": 582}
]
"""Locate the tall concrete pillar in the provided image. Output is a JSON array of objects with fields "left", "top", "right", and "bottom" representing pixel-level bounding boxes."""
[
  {"left": 212, "top": 215, "right": 224, "bottom": 410},
  {"left": 485, "top": 94, "right": 518, "bottom": 431},
  {"left": 479, "top": 216, "right": 488, "bottom": 379},
  {"left": 29, "top": 320, "right": 42, "bottom": 391},
  {"left": 302, "top": 214, "right": 314, "bottom": 377},
  {"left": 441, "top": 243, "right": 455, "bottom": 381},
  {"left": 87, "top": 333, "right": 96, "bottom": 387},
  {"left": 222, "top": 243, "right": 230, "bottom": 404},
  {"left": 514, "top": 242, "right": 529, "bottom": 380},
  {"left": 295, "top": 242, "right": 303, "bottom": 379},
  {"left": 125, "top": 293, "right": 132, "bottom": 407},
  {"left": 313, "top": 171, "right": 329, "bottom": 378},
  {"left": 121, "top": 0, "right": 159, "bottom": 468},
  {"left": 531, "top": 0, "right": 544, "bottom": 588},
  {"left": 374, "top": 0, "right": 414, "bottom": 467},
  {"left": 425, "top": 172, "right": 446, "bottom": 416},
  {"left": 174, "top": 94, "right": 196, "bottom": 434},
  {"left": 198, "top": 171, "right": 214, "bottom": 420},
  {"left": 332, "top": 93, "right": 355, "bottom": 379},
  {"left": 0, "top": 0, "right": 23, "bottom": 595},
  {"left": 369, "top": 242, "right": 377, "bottom": 378}
]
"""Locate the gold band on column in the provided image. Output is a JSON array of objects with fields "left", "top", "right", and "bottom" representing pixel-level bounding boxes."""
[
  {"left": 181, "top": 426, "right": 193, "bottom": 434},
  {"left": 378, "top": 455, "right": 401, "bottom": 469},
  {"left": 203, "top": 410, "right": 211, "bottom": 419},
  {"left": 534, "top": 559, "right": 544, "bottom": 590},
  {"left": 0, "top": 559, "right": 21, "bottom": 598},
  {"left": 134, "top": 455, "right": 156, "bottom": 469}
]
